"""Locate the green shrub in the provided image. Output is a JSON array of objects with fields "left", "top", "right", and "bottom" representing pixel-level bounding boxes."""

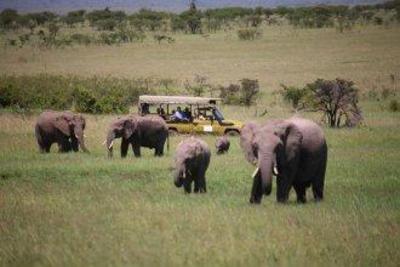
[
  {"left": 389, "top": 99, "right": 399, "bottom": 112},
  {"left": 72, "top": 86, "right": 97, "bottom": 113},
  {"left": 0, "top": 74, "right": 160, "bottom": 113},
  {"left": 70, "top": 33, "right": 93, "bottom": 45},
  {"left": 280, "top": 84, "right": 307, "bottom": 109},
  {"left": 219, "top": 79, "right": 259, "bottom": 105},
  {"left": 237, "top": 28, "right": 261, "bottom": 40}
]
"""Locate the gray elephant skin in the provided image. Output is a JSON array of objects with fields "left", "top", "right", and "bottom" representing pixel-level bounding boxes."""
[
  {"left": 240, "top": 117, "right": 328, "bottom": 204},
  {"left": 174, "top": 137, "right": 211, "bottom": 193},
  {"left": 35, "top": 110, "right": 89, "bottom": 153},
  {"left": 215, "top": 135, "right": 230, "bottom": 154},
  {"left": 106, "top": 115, "right": 168, "bottom": 158}
]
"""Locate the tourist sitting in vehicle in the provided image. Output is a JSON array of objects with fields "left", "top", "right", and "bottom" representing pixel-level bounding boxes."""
[
  {"left": 171, "top": 106, "right": 188, "bottom": 122},
  {"left": 157, "top": 107, "right": 167, "bottom": 120},
  {"left": 183, "top": 107, "right": 192, "bottom": 121}
]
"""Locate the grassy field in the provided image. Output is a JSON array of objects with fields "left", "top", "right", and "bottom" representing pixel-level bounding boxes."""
[{"left": 0, "top": 24, "right": 400, "bottom": 266}]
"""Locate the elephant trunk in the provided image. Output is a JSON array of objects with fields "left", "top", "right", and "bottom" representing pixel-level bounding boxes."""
[
  {"left": 106, "top": 130, "right": 116, "bottom": 158},
  {"left": 258, "top": 153, "right": 274, "bottom": 196},
  {"left": 75, "top": 127, "right": 89, "bottom": 153},
  {"left": 174, "top": 165, "right": 185, "bottom": 188}
]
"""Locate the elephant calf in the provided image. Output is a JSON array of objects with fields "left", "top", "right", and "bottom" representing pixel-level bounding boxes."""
[
  {"left": 174, "top": 137, "right": 211, "bottom": 193},
  {"left": 215, "top": 135, "right": 230, "bottom": 154},
  {"left": 35, "top": 110, "right": 89, "bottom": 153},
  {"left": 106, "top": 115, "right": 168, "bottom": 158}
]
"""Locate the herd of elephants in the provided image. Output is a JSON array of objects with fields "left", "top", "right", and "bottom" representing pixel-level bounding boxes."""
[{"left": 35, "top": 110, "right": 328, "bottom": 204}]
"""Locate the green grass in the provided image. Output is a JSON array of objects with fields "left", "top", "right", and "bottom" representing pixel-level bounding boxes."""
[
  {"left": 0, "top": 104, "right": 399, "bottom": 266},
  {"left": 0, "top": 24, "right": 400, "bottom": 266}
]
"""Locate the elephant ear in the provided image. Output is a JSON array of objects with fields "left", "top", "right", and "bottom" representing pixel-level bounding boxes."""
[
  {"left": 54, "top": 115, "right": 72, "bottom": 136},
  {"left": 283, "top": 123, "right": 303, "bottom": 162},
  {"left": 240, "top": 122, "right": 260, "bottom": 165},
  {"left": 123, "top": 117, "right": 138, "bottom": 139}
]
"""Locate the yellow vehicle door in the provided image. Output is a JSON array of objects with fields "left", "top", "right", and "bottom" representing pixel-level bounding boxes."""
[{"left": 192, "top": 119, "right": 223, "bottom": 134}]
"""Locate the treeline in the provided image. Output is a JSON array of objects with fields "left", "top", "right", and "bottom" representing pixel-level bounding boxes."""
[{"left": 1, "top": 1, "right": 399, "bottom": 32}]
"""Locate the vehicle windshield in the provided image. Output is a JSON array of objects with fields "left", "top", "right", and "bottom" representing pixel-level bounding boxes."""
[{"left": 212, "top": 108, "right": 224, "bottom": 121}]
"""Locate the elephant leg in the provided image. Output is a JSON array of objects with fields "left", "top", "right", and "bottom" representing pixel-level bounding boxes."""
[
  {"left": 276, "top": 174, "right": 292, "bottom": 203},
  {"left": 293, "top": 183, "right": 307, "bottom": 203},
  {"left": 197, "top": 165, "right": 207, "bottom": 193},
  {"left": 121, "top": 139, "right": 129, "bottom": 158},
  {"left": 157, "top": 140, "right": 165, "bottom": 156},
  {"left": 312, "top": 169, "right": 325, "bottom": 201},
  {"left": 71, "top": 137, "right": 79, "bottom": 152},
  {"left": 194, "top": 178, "right": 200, "bottom": 193},
  {"left": 199, "top": 176, "right": 207, "bottom": 193},
  {"left": 37, "top": 140, "right": 47, "bottom": 153},
  {"left": 132, "top": 143, "right": 141, "bottom": 157},
  {"left": 250, "top": 171, "right": 263, "bottom": 204},
  {"left": 58, "top": 138, "right": 71, "bottom": 153},
  {"left": 312, "top": 155, "right": 327, "bottom": 202},
  {"left": 41, "top": 142, "right": 51, "bottom": 153}
]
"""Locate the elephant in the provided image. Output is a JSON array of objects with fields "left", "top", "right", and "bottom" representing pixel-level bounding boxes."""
[
  {"left": 240, "top": 117, "right": 328, "bottom": 204},
  {"left": 174, "top": 137, "right": 211, "bottom": 194},
  {"left": 215, "top": 135, "right": 230, "bottom": 154},
  {"left": 35, "top": 110, "right": 89, "bottom": 153},
  {"left": 106, "top": 115, "right": 168, "bottom": 158}
]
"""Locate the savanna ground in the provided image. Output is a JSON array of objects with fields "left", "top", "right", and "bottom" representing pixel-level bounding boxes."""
[{"left": 0, "top": 24, "right": 400, "bottom": 266}]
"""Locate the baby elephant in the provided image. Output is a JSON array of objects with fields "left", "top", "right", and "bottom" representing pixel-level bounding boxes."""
[
  {"left": 215, "top": 135, "right": 230, "bottom": 154},
  {"left": 174, "top": 137, "right": 211, "bottom": 193}
]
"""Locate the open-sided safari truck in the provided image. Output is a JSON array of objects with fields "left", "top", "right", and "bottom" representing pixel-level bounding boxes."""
[{"left": 138, "top": 95, "right": 243, "bottom": 135}]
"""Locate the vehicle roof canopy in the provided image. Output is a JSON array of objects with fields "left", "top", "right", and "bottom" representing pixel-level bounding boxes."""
[{"left": 139, "top": 95, "right": 222, "bottom": 105}]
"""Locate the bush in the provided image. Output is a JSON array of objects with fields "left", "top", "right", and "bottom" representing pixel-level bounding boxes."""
[
  {"left": 72, "top": 86, "right": 97, "bottom": 113},
  {"left": 240, "top": 79, "right": 259, "bottom": 106},
  {"left": 62, "top": 10, "right": 86, "bottom": 26},
  {"left": 70, "top": 33, "right": 93, "bottom": 45},
  {"left": 219, "top": 79, "right": 259, "bottom": 106},
  {"left": 280, "top": 84, "right": 306, "bottom": 109},
  {"left": 389, "top": 99, "right": 399, "bottom": 112},
  {"left": 237, "top": 28, "right": 261, "bottom": 40},
  {"left": 0, "top": 74, "right": 160, "bottom": 113},
  {"left": 219, "top": 84, "right": 241, "bottom": 104}
]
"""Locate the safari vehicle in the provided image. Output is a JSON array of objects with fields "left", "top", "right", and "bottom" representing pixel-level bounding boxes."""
[{"left": 138, "top": 95, "right": 243, "bottom": 135}]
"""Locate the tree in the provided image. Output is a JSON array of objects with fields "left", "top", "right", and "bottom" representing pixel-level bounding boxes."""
[
  {"left": 240, "top": 79, "right": 259, "bottom": 106},
  {"left": 304, "top": 78, "right": 362, "bottom": 127},
  {"left": 180, "top": 0, "right": 202, "bottom": 34},
  {"left": 0, "top": 9, "right": 19, "bottom": 29},
  {"left": 63, "top": 10, "right": 86, "bottom": 26}
]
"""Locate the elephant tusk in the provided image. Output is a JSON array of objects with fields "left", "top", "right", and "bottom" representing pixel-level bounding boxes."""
[
  {"left": 273, "top": 166, "right": 279, "bottom": 176},
  {"left": 108, "top": 141, "right": 114, "bottom": 149},
  {"left": 252, "top": 167, "right": 260, "bottom": 178}
]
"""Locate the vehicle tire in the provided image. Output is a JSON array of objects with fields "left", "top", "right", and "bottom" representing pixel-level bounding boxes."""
[{"left": 225, "top": 130, "right": 240, "bottom": 136}]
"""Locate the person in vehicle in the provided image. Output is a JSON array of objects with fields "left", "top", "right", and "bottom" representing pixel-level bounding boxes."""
[
  {"left": 171, "top": 106, "right": 188, "bottom": 122},
  {"left": 183, "top": 107, "right": 192, "bottom": 121},
  {"left": 212, "top": 107, "right": 224, "bottom": 124},
  {"left": 157, "top": 106, "right": 167, "bottom": 120}
]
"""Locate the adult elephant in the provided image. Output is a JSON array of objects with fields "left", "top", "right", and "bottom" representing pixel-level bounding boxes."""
[
  {"left": 240, "top": 117, "right": 327, "bottom": 204},
  {"left": 106, "top": 115, "right": 168, "bottom": 158},
  {"left": 35, "top": 110, "right": 89, "bottom": 153}
]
